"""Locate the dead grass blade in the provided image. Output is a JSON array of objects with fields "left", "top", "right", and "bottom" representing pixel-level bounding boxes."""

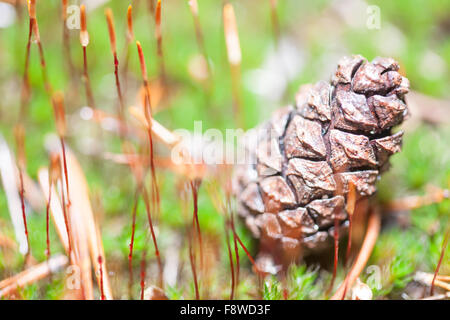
[
  {"left": 415, "top": 271, "right": 450, "bottom": 292},
  {"left": 38, "top": 166, "right": 92, "bottom": 299},
  {"left": 0, "top": 254, "right": 68, "bottom": 298},
  {"left": 63, "top": 148, "right": 114, "bottom": 300},
  {"left": 386, "top": 185, "right": 448, "bottom": 211},
  {"left": 0, "top": 134, "right": 29, "bottom": 255}
]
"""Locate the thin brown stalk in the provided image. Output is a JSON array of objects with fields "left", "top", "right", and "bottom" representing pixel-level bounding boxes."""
[
  {"left": 140, "top": 247, "right": 148, "bottom": 300},
  {"left": 224, "top": 221, "right": 235, "bottom": 300},
  {"left": 228, "top": 200, "right": 240, "bottom": 290},
  {"left": 61, "top": 0, "right": 76, "bottom": 82},
  {"left": 59, "top": 168, "right": 72, "bottom": 257},
  {"left": 155, "top": 0, "right": 166, "bottom": 82},
  {"left": 430, "top": 230, "right": 449, "bottom": 296},
  {"left": 98, "top": 255, "right": 105, "bottom": 300},
  {"left": 45, "top": 153, "right": 62, "bottom": 261},
  {"left": 30, "top": 2, "right": 52, "bottom": 95},
  {"left": 330, "top": 207, "right": 381, "bottom": 300},
  {"left": 269, "top": 0, "right": 280, "bottom": 45},
  {"left": 188, "top": 228, "right": 200, "bottom": 300},
  {"left": 148, "top": 0, "right": 156, "bottom": 16},
  {"left": 18, "top": 168, "right": 30, "bottom": 262},
  {"left": 51, "top": 92, "right": 71, "bottom": 209},
  {"left": 136, "top": 41, "right": 161, "bottom": 219},
  {"left": 123, "top": 135, "right": 163, "bottom": 289},
  {"left": 15, "top": 5, "right": 34, "bottom": 255},
  {"left": 234, "top": 230, "right": 258, "bottom": 274},
  {"left": 105, "top": 8, "right": 126, "bottom": 122},
  {"left": 187, "top": 0, "right": 211, "bottom": 80},
  {"left": 66, "top": 149, "right": 114, "bottom": 299},
  {"left": 345, "top": 182, "right": 356, "bottom": 265},
  {"left": 141, "top": 184, "right": 164, "bottom": 288},
  {"left": 223, "top": 3, "right": 244, "bottom": 128},
  {"left": 190, "top": 179, "right": 203, "bottom": 271},
  {"left": 128, "top": 186, "right": 141, "bottom": 299},
  {"left": 13, "top": 125, "right": 31, "bottom": 261},
  {"left": 327, "top": 216, "right": 340, "bottom": 296},
  {"left": 19, "top": 12, "right": 33, "bottom": 120},
  {"left": 45, "top": 180, "right": 51, "bottom": 260},
  {"left": 80, "top": 5, "right": 96, "bottom": 110},
  {"left": 122, "top": 5, "right": 135, "bottom": 93}
]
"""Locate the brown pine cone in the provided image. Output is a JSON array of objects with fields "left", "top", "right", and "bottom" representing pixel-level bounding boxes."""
[{"left": 233, "top": 55, "right": 409, "bottom": 273}]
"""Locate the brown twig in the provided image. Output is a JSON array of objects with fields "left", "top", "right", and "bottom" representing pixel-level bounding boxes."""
[
  {"left": 0, "top": 254, "right": 68, "bottom": 298},
  {"left": 330, "top": 207, "right": 381, "bottom": 300}
]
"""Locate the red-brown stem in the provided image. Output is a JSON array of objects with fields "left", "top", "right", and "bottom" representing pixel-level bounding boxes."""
[
  {"left": 141, "top": 184, "right": 163, "bottom": 288},
  {"left": 128, "top": 186, "right": 141, "bottom": 298},
  {"left": 190, "top": 180, "right": 203, "bottom": 270},
  {"left": 82, "top": 46, "right": 96, "bottom": 109},
  {"left": 188, "top": 229, "right": 200, "bottom": 300},
  {"left": 154, "top": 0, "right": 166, "bottom": 82},
  {"left": 122, "top": 5, "right": 134, "bottom": 94},
  {"left": 19, "top": 18, "right": 34, "bottom": 119},
  {"left": 113, "top": 52, "right": 125, "bottom": 123},
  {"left": 18, "top": 169, "right": 31, "bottom": 259},
  {"left": 45, "top": 180, "right": 52, "bottom": 260},
  {"left": 16, "top": 15, "right": 33, "bottom": 259},
  {"left": 234, "top": 231, "right": 258, "bottom": 274},
  {"left": 98, "top": 255, "right": 105, "bottom": 300},
  {"left": 229, "top": 206, "right": 240, "bottom": 289},
  {"left": 430, "top": 230, "right": 449, "bottom": 296},
  {"left": 33, "top": 20, "right": 52, "bottom": 95},
  {"left": 136, "top": 41, "right": 163, "bottom": 288},
  {"left": 105, "top": 9, "right": 125, "bottom": 123},
  {"left": 59, "top": 136, "right": 71, "bottom": 208},
  {"left": 137, "top": 41, "right": 161, "bottom": 218},
  {"left": 224, "top": 221, "right": 235, "bottom": 300},
  {"left": 59, "top": 175, "right": 72, "bottom": 258},
  {"left": 140, "top": 247, "right": 147, "bottom": 300}
]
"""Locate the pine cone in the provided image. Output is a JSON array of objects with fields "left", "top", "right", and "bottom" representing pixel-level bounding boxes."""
[{"left": 233, "top": 55, "right": 409, "bottom": 273}]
